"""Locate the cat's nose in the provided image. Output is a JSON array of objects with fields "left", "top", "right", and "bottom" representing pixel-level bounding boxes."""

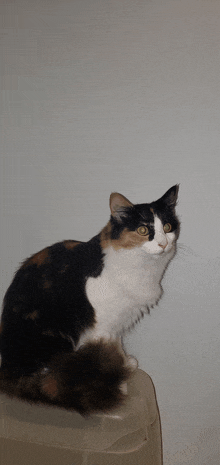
[{"left": 159, "top": 243, "right": 167, "bottom": 250}]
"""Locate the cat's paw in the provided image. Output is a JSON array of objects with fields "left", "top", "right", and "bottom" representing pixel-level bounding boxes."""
[
  {"left": 125, "top": 355, "right": 138, "bottom": 371},
  {"left": 120, "top": 357, "right": 138, "bottom": 394},
  {"left": 120, "top": 381, "right": 128, "bottom": 395}
]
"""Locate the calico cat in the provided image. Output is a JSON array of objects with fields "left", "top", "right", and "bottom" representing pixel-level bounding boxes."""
[{"left": 0, "top": 185, "right": 180, "bottom": 415}]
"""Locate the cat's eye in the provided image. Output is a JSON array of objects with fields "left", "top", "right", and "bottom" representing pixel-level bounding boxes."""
[
  {"left": 137, "top": 226, "right": 149, "bottom": 236},
  {"left": 163, "top": 223, "right": 172, "bottom": 233}
]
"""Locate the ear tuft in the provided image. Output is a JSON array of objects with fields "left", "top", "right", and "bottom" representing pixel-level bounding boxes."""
[{"left": 109, "top": 193, "right": 133, "bottom": 222}]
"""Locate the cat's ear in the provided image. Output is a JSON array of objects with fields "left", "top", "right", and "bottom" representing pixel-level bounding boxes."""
[
  {"left": 160, "top": 185, "right": 179, "bottom": 208},
  {"left": 109, "top": 193, "right": 133, "bottom": 222}
]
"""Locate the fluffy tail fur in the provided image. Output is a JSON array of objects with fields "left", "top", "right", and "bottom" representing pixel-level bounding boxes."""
[{"left": 0, "top": 340, "right": 134, "bottom": 415}]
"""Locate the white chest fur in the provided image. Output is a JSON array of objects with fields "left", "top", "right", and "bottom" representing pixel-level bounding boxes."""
[{"left": 78, "top": 245, "right": 175, "bottom": 346}]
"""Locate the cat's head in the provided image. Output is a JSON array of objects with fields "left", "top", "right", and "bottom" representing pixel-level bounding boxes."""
[{"left": 101, "top": 185, "right": 180, "bottom": 255}]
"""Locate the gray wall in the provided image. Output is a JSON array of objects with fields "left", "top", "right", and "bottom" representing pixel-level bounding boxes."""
[{"left": 1, "top": 1, "right": 220, "bottom": 463}]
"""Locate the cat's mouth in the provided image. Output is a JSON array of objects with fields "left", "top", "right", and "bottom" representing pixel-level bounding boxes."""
[
  {"left": 156, "top": 249, "right": 166, "bottom": 255},
  {"left": 142, "top": 243, "right": 170, "bottom": 255},
  {"left": 156, "top": 244, "right": 173, "bottom": 255}
]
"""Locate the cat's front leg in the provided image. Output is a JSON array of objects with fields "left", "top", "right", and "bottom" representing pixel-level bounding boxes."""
[
  {"left": 116, "top": 336, "right": 138, "bottom": 372},
  {"left": 114, "top": 336, "right": 137, "bottom": 395},
  {"left": 77, "top": 326, "right": 138, "bottom": 373}
]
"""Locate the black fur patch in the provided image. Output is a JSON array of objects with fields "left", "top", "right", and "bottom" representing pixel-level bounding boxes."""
[
  {"left": 0, "top": 235, "right": 104, "bottom": 378},
  {"left": 151, "top": 185, "right": 180, "bottom": 238}
]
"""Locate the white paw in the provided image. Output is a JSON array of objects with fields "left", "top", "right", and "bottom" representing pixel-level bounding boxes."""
[{"left": 126, "top": 355, "right": 138, "bottom": 371}]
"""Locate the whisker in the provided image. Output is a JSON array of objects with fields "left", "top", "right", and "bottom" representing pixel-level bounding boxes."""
[{"left": 176, "top": 243, "right": 200, "bottom": 259}]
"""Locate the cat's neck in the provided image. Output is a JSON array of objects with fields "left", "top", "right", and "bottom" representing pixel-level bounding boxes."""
[
  {"left": 100, "top": 244, "right": 175, "bottom": 307},
  {"left": 83, "top": 243, "right": 175, "bottom": 343}
]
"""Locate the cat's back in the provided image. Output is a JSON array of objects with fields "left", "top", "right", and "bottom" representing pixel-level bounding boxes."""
[
  {"left": 22, "top": 239, "right": 82, "bottom": 269},
  {"left": 2, "top": 237, "right": 101, "bottom": 324},
  {"left": 6, "top": 240, "right": 83, "bottom": 295},
  {"left": 19, "top": 235, "right": 103, "bottom": 275},
  {"left": 1, "top": 240, "right": 81, "bottom": 319}
]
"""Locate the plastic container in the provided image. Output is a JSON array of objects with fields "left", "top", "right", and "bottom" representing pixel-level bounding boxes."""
[{"left": 0, "top": 369, "right": 162, "bottom": 464}]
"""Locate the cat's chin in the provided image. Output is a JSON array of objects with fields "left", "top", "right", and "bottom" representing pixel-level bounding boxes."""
[
  {"left": 144, "top": 246, "right": 175, "bottom": 259},
  {"left": 142, "top": 242, "right": 174, "bottom": 256},
  {"left": 144, "top": 248, "right": 168, "bottom": 256}
]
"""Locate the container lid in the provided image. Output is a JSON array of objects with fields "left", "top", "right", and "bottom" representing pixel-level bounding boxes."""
[{"left": 0, "top": 369, "right": 159, "bottom": 452}]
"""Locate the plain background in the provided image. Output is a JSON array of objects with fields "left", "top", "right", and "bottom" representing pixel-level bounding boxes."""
[{"left": 1, "top": 0, "right": 220, "bottom": 463}]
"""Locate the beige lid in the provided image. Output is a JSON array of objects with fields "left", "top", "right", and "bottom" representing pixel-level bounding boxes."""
[{"left": 0, "top": 369, "right": 158, "bottom": 452}]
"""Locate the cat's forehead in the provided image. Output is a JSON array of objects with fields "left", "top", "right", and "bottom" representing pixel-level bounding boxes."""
[
  {"left": 132, "top": 203, "right": 154, "bottom": 223},
  {"left": 132, "top": 199, "right": 173, "bottom": 220}
]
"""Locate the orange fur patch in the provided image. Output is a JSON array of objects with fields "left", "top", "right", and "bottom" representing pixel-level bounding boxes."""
[
  {"left": 25, "top": 310, "right": 38, "bottom": 321},
  {"left": 31, "top": 248, "right": 49, "bottom": 266},
  {"left": 101, "top": 222, "right": 149, "bottom": 250},
  {"left": 63, "top": 240, "right": 81, "bottom": 249},
  {"left": 112, "top": 229, "right": 149, "bottom": 250},
  {"left": 23, "top": 248, "right": 50, "bottom": 268},
  {"left": 41, "top": 377, "right": 58, "bottom": 398},
  {"left": 100, "top": 222, "right": 112, "bottom": 249}
]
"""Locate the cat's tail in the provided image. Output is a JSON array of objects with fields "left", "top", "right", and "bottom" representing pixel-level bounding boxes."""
[{"left": 0, "top": 340, "right": 136, "bottom": 415}]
